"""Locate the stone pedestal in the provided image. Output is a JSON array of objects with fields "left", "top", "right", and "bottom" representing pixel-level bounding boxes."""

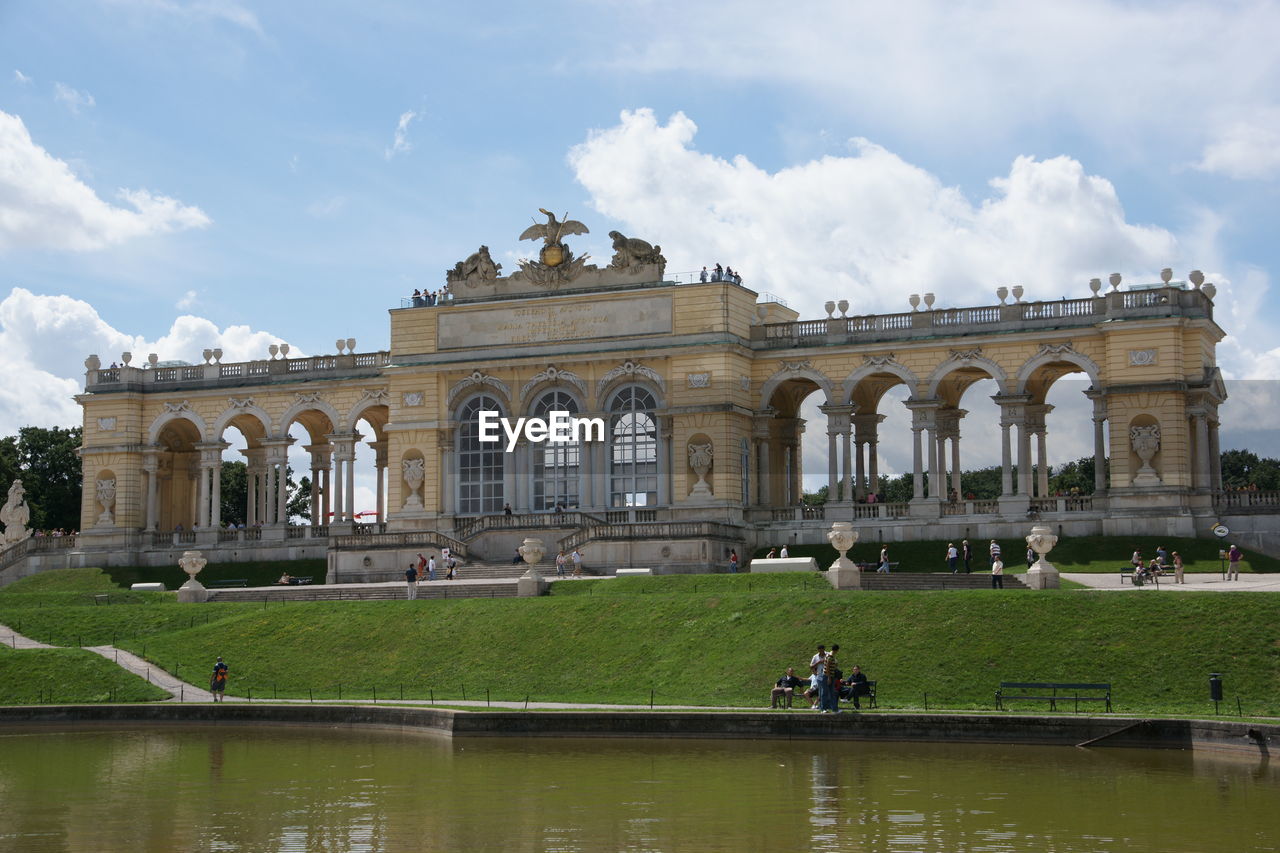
[
  {"left": 517, "top": 569, "right": 548, "bottom": 597},
  {"left": 826, "top": 563, "right": 863, "bottom": 590},
  {"left": 1024, "top": 563, "right": 1060, "bottom": 589}
]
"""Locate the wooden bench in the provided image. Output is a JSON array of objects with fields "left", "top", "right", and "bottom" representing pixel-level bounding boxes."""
[
  {"left": 209, "top": 579, "right": 249, "bottom": 588},
  {"left": 996, "top": 681, "right": 1112, "bottom": 712},
  {"left": 839, "top": 679, "right": 878, "bottom": 708},
  {"left": 1119, "top": 567, "right": 1165, "bottom": 587}
]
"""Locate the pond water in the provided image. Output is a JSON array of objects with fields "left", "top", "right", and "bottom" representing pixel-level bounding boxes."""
[{"left": 0, "top": 725, "right": 1276, "bottom": 852}]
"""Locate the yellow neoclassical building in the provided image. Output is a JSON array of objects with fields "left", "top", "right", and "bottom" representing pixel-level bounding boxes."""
[{"left": 33, "top": 213, "right": 1237, "bottom": 579}]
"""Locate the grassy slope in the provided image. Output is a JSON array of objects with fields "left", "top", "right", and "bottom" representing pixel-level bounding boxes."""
[
  {"left": 2, "top": 569, "right": 1276, "bottom": 715},
  {"left": 758, "top": 536, "right": 1279, "bottom": 574},
  {"left": 0, "top": 646, "right": 170, "bottom": 704},
  {"left": 103, "top": 559, "right": 327, "bottom": 590}
]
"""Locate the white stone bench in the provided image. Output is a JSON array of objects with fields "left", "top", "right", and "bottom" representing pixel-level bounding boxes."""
[
  {"left": 130, "top": 582, "right": 167, "bottom": 591},
  {"left": 748, "top": 557, "right": 819, "bottom": 573},
  {"left": 615, "top": 568, "right": 653, "bottom": 576}
]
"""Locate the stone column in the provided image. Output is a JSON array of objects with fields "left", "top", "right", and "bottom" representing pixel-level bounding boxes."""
[
  {"left": 264, "top": 457, "right": 277, "bottom": 524},
  {"left": 841, "top": 431, "right": 853, "bottom": 501},
  {"left": 1087, "top": 390, "right": 1108, "bottom": 494},
  {"left": 195, "top": 446, "right": 215, "bottom": 529},
  {"left": 1025, "top": 404, "right": 1052, "bottom": 498},
  {"left": 657, "top": 415, "right": 673, "bottom": 506},
  {"left": 867, "top": 417, "right": 882, "bottom": 496},
  {"left": 440, "top": 428, "right": 455, "bottom": 515},
  {"left": 1193, "top": 410, "right": 1212, "bottom": 490},
  {"left": 370, "top": 440, "right": 387, "bottom": 522},
  {"left": 911, "top": 421, "right": 925, "bottom": 499},
  {"left": 188, "top": 468, "right": 199, "bottom": 529},
  {"left": 853, "top": 439, "right": 865, "bottom": 501},
  {"left": 927, "top": 423, "right": 940, "bottom": 499},
  {"left": 950, "top": 436, "right": 962, "bottom": 499},
  {"left": 142, "top": 450, "right": 159, "bottom": 532},
  {"left": 999, "top": 421, "right": 1013, "bottom": 496},
  {"left": 993, "top": 394, "right": 1031, "bottom": 507},
  {"left": 819, "top": 404, "right": 852, "bottom": 501},
  {"left": 753, "top": 411, "right": 773, "bottom": 506},
  {"left": 1018, "top": 423, "right": 1032, "bottom": 497},
  {"left": 1036, "top": 430, "right": 1049, "bottom": 496},
  {"left": 210, "top": 454, "right": 223, "bottom": 530},
  {"left": 345, "top": 438, "right": 358, "bottom": 521},
  {"left": 1208, "top": 416, "right": 1222, "bottom": 491},
  {"left": 328, "top": 433, "right": 359, "bottom": 523}
]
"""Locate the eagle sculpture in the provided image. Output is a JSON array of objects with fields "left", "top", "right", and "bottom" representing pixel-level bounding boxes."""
[{"left": 519, "top": 209, "right": 589, "bottom": 246}]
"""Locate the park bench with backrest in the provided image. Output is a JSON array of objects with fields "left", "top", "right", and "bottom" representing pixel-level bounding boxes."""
[
  {"left": 839, "top": 679, "right": 878, "bottom": 708},
  {"left": 996, "top": 681, "right": 1112, "bottom": 712},
  {"left": 1119, "top": 566, "right": 1165, "bottom": 587}
]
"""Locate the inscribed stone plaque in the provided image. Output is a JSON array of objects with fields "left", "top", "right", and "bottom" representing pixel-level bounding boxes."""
[{"left": 438, "top": 295, "right": 672, "bottom": 350}]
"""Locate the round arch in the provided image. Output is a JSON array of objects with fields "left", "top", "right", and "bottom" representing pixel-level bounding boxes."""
[
  {"left": 759, "top": 367, "right": 835, "bottom": 411},
  {"left": 925, "top": 353, "right": 1010, "bottom": 400},
  {"left": 147, "top": 409, "right": 209, "bottom": 445},
  {"left": 278, "top": 398, "right": 344, "bottom": 441},
  {"left": 1014, "top": 349, "right": 1102, "bottom": 397},
  {"left": 210, "top": 404, "right": 273, "bottom": 443}
]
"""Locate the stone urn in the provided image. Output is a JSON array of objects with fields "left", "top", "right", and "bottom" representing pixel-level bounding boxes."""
[
  {"left": 837, "top": 299, "right": 849, "bottom": 317},
  {"left": 908, "top": 293, "right": 921, "bottom": 311},
  {"left": 177, "top": 550, "right": 209, "bottom": 603},
  {"left": 96, "top": 478, "right": 117, "bottom": 526},
  {"left": 1088, "top": 278, "right": 1102, "bottom": 296},
  {"left": 826, "top": 521, "right": 862, "bottom": 590},
  {"left": 517, "top": 537, "right": 548, "bottom": 597},
  {"left": 401, "top": 457, "right": 425, "bottom": 510},
  {"left": 687, "top": 442, "right": 714, "bottom": 498},
  {"left": 1023, "top": 525, "right": 1060, "bottom": 589},
  {"left": 1011, "top": 285, "right": 1024, "bottom": 303},
  {"left": 996, "top": 286, "right": 1008, "bottom": 305},
  {"left": 1130, "top": 424, "right": 1163, "bottom": 486},
  {"left": 824, "top": 300, "right": 836, "bottom": 319}
]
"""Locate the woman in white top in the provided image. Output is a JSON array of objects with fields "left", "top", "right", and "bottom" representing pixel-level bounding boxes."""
[{"left": 991, "top": 558, "right": 1005, "bottom": 589}]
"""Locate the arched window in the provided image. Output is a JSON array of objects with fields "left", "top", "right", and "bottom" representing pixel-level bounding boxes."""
[
  {"left": 457, "top": 394, "right": 505, "bottom": 514},
  {"left": 532, "top": 390, "right": 581, "bottom": 510},
  {"left": 609, "top": 386, "right": 657, "bottom": 507}
]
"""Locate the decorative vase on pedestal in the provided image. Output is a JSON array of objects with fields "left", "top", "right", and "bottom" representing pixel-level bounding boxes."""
[
  {"left": 96, "top": 478, "right": 117, "bottom": 527},
  {"left": 517, "top": 537, "right": 548, "bottom": 597},
  {"left": 177, "top": 550, "right": 209, "bottom": 603},
  {"left": 1024, "top": 525, "right": 1060, "bottom": 589},
  {"left": 401, "top": 458, "right": 425, "bottom": 510},
  {"left": 825, "top": 521, "right": 862, "bottom": 589},
  {"left": 1130, "top": 425, "right": 1163, "bottom": 486}
]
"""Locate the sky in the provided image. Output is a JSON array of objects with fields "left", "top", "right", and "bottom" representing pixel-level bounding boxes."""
[{"left": 2, "top": 0, "right": 1278, "bottom": 503}]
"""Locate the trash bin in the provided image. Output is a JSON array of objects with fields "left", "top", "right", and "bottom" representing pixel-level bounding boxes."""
[{"left": 1209, "top": 673, "right": 1223, "bottom": 702}]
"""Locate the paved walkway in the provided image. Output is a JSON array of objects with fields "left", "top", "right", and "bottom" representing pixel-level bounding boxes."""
[{"left": 1061, "top": 571, "right": 1280, "bottom": 592}]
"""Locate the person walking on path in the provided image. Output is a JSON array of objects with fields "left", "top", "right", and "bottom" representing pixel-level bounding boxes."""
[
  {"left": 989, "top": 540, "right": 1001, "bottom": 567},
  {"left": 405, "top": 563, "right": 418, "bottom": 599},
  {"left": 1227, "top": 544, "right": 1243, "bottom": 580},
  {"left": 991, "top": 557, "right": 1005, "bottom": 589},
  {"left": 1173, "top": 551, "right": 1185, "bottom": 584},
  {"left": 878, "top": 546, "right": 890, "bottom": 573},
  {"left": 962, "top": 540, "right": 973, "bottom": 574},
  {"left": 210, "top": 656, "right": 228, "bottom": 701},
  {"left": 728, "top": 549, "right": 739, "bottom": 574},
  {"left": 556, "top": 549, "right": 567, "bottom": 577},
  {"left": 946, "top": 543, "right": 959, "bottom": 573},
  {"left": 427, "top": 554, "right": 437, "bottom": 582},
  {"left": 571, "top": 548, "right": 584, "bottom": 577}
]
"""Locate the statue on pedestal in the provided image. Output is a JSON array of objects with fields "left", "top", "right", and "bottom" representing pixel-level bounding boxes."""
[{"left": 0, "top": 480, "right": 31, "bottom": 546}]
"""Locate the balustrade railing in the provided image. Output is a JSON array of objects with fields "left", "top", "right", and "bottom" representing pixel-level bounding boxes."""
[
  {"left": 755, "top": 286, "right": 1208, "bottom": 347},
  {"left": 87, "top": 351, "right": 393, "bottom": 389},
  {"left": 1214, "top": 490, "right": 1280, "bottom": 510},
  {"left": 331, "top": 529, "right": 469, "bottom": 558},
  {"left": 559, "top": 520, "right": 743, "bottom": 551}
]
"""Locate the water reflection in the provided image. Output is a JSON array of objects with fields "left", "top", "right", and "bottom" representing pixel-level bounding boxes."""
[{"left": 0, "top": 726, "right": 1275, "bottom": 852}]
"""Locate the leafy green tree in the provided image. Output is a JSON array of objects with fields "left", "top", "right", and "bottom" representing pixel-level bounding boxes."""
[
  {"left": 288, "top": 475, "right": 312, "bottom": 522},
  {"left": 16, "top": 426, "right": 83, "bottom": 532},
  {"left": 958, "top": 466, "right": 1002, "bottom": 500},
  {"left": 1220, "top": 449, "right": 1280, "bottom": 490},
  {"left": 0, "top": 435, "right": 17, "bottom": 501},
  {"left": 219, "top": 461, "right": 248, "bottom": 526}
]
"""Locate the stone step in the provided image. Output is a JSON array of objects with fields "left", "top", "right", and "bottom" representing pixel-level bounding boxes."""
[
  {"left": 857, "top": 572, "right": 1029, "bottom": 591},
  {"left": 208, "top": 581, "right": 519, "bottom": 602}
]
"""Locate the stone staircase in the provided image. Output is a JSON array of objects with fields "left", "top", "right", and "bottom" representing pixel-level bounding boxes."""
[
  {"left": 856, "top": 572, "right": 1029, "bottom": 591},
  {"left": 207, "top": 579, "right": 519, "bottom": 603}
]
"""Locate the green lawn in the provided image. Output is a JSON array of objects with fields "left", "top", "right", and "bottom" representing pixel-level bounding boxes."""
[
  {"left": 103, "top": 559, "right": 327, "bottom": 590},
  {"left": 1, "top": 567, "right": 1276, "bottom": 717},
  {"left": 755, "top": 536, "right": 1278, "bottom": 574},
  {"left": 0, "top": 645, "right": 170, "bottom": 704}
]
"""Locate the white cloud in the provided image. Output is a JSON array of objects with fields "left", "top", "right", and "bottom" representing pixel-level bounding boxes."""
[
  {"left": 13, "top": 70, "right": 31, "bottom": 84},
  {"left": 305, "top": 195, "right": 347, "bottom": 218},
  {"left": 384, "top": 110, "right": 417, "bottom": 160},
  {"left": 175, "top": 289, "right": 197, "bottom": 310},
  {"left": 53, "top": 82, "right": 95, "bottom": 114},
  {"left": 0, "top": 287, "right": 299, "bottom": 435},
  {"left": 593, "top": 1, "right": 1280, "bottom": 176},
  {"left": 1195, "top": 113, "right": 1280, "bottom": 180},
  {"left": 102, "top": 0, "right": 265, "bottom": 37},
  {"left": 0, "top": 109, "right": 211, "bottom": 252},
  {"left": 571, "top": 109, "right": 1177, "bottom": 315}
]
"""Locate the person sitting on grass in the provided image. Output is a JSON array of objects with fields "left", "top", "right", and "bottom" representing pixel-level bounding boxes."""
[
  {"left": 276, "top": 572, "right": 292, "bottom": 585},
  {"left": 771, "top": 667, "right": 806, "bottom": 709}
]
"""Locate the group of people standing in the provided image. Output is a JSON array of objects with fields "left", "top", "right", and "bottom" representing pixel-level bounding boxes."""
[
  {"left": 1131, "top": 545, "right": 1190, "bottom": 583},
  {"left": 404, "top": 550, "right": 459, "bottom": 598},
  {"left": 699, "top": 264, "right": 744, "bottom": 284},
  {"left": 409, "top": 287, "right": 451, "bottom": 307},
  {"left": 770, "top": 643, "right": 870, "bottom": 712}
]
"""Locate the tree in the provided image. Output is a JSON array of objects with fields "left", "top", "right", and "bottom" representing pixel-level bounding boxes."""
[
  {"left": 1220, "top": 449, "right": 1280, "bottom": 490},
  {"left": 0, "top": 435, "right": 17, "bottom": 501},
  {"left": 219, "top": 461, "right": 248, "bottom": 526},
  {"left": 288, "top": 475, "right": 312, "bottom": 522},
  {"left": 17, "top": 426, "right": 82, "bottom": 531}
]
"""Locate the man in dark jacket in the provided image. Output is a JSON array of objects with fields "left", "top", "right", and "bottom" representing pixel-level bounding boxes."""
[
  {"left": 842, "top": 665, "right": 870, "bottom": 709},
  {"left": 771, "top": 667, "right": 806, "bottom": 709}
]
